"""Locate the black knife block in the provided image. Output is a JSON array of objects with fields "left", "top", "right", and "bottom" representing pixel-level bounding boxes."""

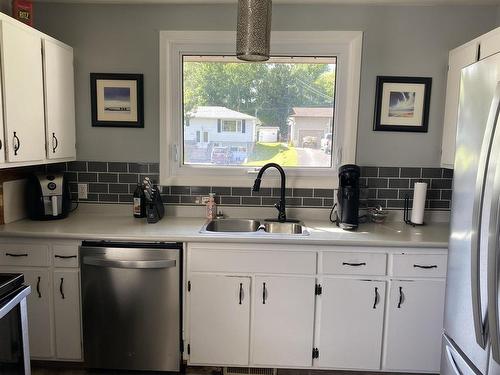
[{"left": 146, "top": 190, "right": 165, "bottom": 224}]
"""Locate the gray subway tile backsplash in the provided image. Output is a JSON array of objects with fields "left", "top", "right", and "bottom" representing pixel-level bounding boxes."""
[{"left": 58, "top": 162, "right": 453, "bottom": 211}]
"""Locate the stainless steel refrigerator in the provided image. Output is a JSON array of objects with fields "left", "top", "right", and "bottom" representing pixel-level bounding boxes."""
[{"left": 442, "top": 51, "right": 500, "bottom": 375}]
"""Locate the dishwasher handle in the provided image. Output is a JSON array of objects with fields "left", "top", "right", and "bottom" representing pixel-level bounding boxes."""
[{"left": 83, "top": 256, "right": 176, "bottom": 269}]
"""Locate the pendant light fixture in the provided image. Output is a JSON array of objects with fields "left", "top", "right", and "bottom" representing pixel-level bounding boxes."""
[{"left": 236, "top": 0, "right": 272, "bottom": 62}]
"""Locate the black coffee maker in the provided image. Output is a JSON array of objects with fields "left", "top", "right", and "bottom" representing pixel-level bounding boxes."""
[{"left": 337, "top": 164, "right": 360, "bottom": 230}]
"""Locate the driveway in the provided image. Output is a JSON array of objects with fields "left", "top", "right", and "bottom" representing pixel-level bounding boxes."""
[{"left": 295, "top": 147, "right": 331, "bottom": 167}]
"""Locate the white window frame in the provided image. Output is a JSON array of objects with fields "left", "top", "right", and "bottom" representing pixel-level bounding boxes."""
[{"left": 159, "top": 30, "right": 362, "bottom": 188}]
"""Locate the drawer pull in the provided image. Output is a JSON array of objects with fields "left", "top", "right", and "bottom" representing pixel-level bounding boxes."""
[
  {"left": 36, "top": 276, "right": 41, "bottom": 298},
  {"left": 342, "top": 262, "right": 366, "bottom": 267},
  {"left": 5, "top": 252, "right": 28, "bottom": 257},
  {"left": 59, "top": 278, "right": 65, "bottom": 299},
  {"left": 413, "top": 264, "right": 438, "bottom": 269},
  {"left": 239, "top": 283, "right": 243, "bottom": 305},
  {"left": 262, "top": 282, "right": 267, "bottom": 304},
  {"left": 373, "top": 287, "right": 379, "bottom": 309},
  {"left": 55, "top": 255, "right": 77, "bottom": 259},
  {"left": 398, "top": 286, "right": 404, "bottom": 308}
]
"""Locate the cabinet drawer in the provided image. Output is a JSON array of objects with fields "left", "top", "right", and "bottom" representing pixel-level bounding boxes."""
[
  {"left": 321, "top": 252, "right": 387, "bottom": 275},
  {"left": 392, "top": 254, "right": 447, "bottom": 278},
  {"left": 0, "top": 243, "right": 50, "bottom": 266},
  {"left": 53, "top": 244, "right": 79, "bottom": 268},
  {"left": 190, "top": 249, "right": 316, "bottom": 274}
]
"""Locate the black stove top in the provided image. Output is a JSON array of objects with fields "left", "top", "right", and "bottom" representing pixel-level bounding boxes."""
[{"left": 0, "top": 273, "right": 24, "bottom": 299}]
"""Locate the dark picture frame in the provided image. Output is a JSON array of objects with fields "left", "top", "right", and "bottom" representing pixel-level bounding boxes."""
[
  {"left": 90, "top": 73, "right": 144, "bottom": 128},
  {"left": 373, "top": 76, "right": 432, "bottom": 132}
]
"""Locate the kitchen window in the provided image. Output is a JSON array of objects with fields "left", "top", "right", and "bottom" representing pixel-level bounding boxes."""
[{"left": 160, "top": 31, "right": 362, "bottom": 187}]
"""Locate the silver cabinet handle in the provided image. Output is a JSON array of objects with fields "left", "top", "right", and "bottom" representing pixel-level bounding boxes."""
[
  {"left": 470, "top": 83, "right": 500, "bottom": 349},
  {"left": 83, "top": 256, "right": 176, "bottom": 269}
]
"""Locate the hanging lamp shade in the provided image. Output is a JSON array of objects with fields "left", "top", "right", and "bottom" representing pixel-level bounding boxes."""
[{"left": 236, "top": 0, "right": 272, "bottom": 62}]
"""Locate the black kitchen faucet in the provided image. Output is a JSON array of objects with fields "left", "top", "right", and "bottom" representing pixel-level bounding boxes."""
[{"left": 252, "top": 163, "right": 287, "bottom": 222}]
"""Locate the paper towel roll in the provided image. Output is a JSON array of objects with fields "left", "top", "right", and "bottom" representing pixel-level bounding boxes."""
[{"left": 411, "top": 182, "right": 427, "bottom": 224}]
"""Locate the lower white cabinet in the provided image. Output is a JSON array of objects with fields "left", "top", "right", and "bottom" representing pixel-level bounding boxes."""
[
  {"left": 383, "top": 279, "right": 446, "bottom": 372},
  {"left": 317, "top": 278, "right": 385, "bottom": 370},
  {"left": 186, "top": 243, "right": 447, "bottom": 373},
  {"left": 189, "top": 274, "right": 251, "bottom": 365},
  {"left": 0, "top": 239, "right": 82, "bottom": 362},
  {"left": 1, "top": 267, "right": 54, "bottom": 358},
  {"left": 252, "top": 275, "right": 315, "bottom": 367},
  {"left": 53, "top": 269, "right": 81, "bottom": 360}
]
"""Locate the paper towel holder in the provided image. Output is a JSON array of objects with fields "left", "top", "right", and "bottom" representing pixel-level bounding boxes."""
[{"left": 403, "top": 195, "right": 425, "bottom": 226}]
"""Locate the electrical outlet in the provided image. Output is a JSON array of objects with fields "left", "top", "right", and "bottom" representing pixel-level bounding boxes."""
[
  {"left": 78, "top": 183, "right": 88, "bottom": 199},
  {"left": 194, "top": 196, "right": 209, "bottom": 205}
]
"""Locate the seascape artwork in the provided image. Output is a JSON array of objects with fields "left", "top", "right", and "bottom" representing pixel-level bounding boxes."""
[
  {"left": 103, "top": 87, "right": 131, "bottom": 112},
  {"left": 388, "top": 91, "right": 415, "bottom": 118}
]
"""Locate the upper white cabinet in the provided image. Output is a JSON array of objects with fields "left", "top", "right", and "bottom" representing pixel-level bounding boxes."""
[
  {"left": 441, "top": 27, "right": 500, "bottom": 168},
  {"left": 42, "top": 39, "right": 76, "bottom": 160},
  {"left": 0, "top": 13, "right": 75, "bottom": 168},
  {"left": 0, "top": 21, "right": 45, "bottom": 163}
]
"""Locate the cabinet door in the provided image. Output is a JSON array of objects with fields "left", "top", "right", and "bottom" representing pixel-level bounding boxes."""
[
  {"left": 441, "top": 42, "right": 478, "bottom": 168},
  {"left": 53, "top": 269, "right": 82, "bottom": 360},
  {"left": 42, "top": 39, "right": 76, "bottom": 160},
  {"left": 252, "top": 275, "right": 315, "bottom": 367},
  {"left": 0, "top": 21, "right": 45, "bottom": 163},
  {"left": 384, "top": 279, "right": 446, "bottom": 372},
  {"left": 0, "top": 267, "right": 53, "bottom": 358},
  {"left": 317, "top": 278, "right": 385, "bottom": 370},
  {"left": 189, "top": 274, "right": 250, "bottom": 365}
]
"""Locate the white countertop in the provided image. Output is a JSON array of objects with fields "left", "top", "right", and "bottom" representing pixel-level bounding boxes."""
[{"left": 0, "top": 205, "right": 450, "bottom": 248}]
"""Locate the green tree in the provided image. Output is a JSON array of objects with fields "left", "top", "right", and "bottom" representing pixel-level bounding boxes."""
[{"left": 183, "top": 60, "right": 335, "bottom": 137}]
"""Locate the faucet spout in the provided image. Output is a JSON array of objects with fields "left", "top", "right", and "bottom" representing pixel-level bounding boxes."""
[{"left": 252, "top": 163, "right": 287, "bottom": 222}]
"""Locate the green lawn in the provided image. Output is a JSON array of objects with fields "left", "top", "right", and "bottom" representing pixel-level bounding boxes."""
[{"left": 245, "top": 142, "right": 298, "bottom": 167}]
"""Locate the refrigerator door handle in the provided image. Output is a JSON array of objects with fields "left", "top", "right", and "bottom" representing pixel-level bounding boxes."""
[
  {"left": 471, "top": 82, "right": 500, "bottom": 349},
  {"left": 487, "top": 107, "right": 500, "bottom": 363},
  {"left": 445, "top": 345, "right": 463, "bottom": 375}
]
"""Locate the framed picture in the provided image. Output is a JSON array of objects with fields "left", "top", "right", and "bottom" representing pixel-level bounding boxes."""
[
  {"left": 90, "top": 73, "right": 144, "bottom": 128},
  {"left": 373, "top": 76, "right": 432, "bottom": 132}
]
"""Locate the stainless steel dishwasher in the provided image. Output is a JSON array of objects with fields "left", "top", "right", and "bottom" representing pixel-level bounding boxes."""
[{"left": 80, "top": 241, "right": 182, "bottom": 372}]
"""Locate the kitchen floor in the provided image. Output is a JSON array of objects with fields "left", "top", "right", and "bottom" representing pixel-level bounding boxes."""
[{"left": 31, "top": 366, "right": 414, "bottom": 375}]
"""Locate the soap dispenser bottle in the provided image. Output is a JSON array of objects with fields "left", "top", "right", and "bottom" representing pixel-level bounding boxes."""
[{"left": 206, "top": 193, "right": 217, "bottom": 220}]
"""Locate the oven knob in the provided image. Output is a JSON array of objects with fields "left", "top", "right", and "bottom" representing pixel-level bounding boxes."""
[{"left": 47, "top": 182, "right": 56, "bottom": 190}]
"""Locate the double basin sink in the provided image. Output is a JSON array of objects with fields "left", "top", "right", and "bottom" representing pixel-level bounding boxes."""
[{"left": 200, "top": 219, "right": 309, "bottom": 236}]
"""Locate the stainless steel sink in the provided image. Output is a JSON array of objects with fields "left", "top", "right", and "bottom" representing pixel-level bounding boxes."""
[
  {"left": 263, "top": 222, "right": 307, "bottom": 234},
  {"left": 200, "top": 219, "right": 309, "bottom": 236},
  {"left": 204, "top": 219, "right": 261, "bottom": 233}
]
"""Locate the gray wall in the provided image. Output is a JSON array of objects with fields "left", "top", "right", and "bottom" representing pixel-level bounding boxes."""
[{"left": 35, "top": 3, "right": 498, "bottom": 166}]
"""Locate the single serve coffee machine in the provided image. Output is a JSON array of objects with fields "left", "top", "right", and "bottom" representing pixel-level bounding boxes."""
[{"left": 337, "top": 164, "right": 360, "bottom": 230}]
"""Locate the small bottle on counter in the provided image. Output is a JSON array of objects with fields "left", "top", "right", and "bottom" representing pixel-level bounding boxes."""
[
  {"left": 206, "top": 193, "right": 217, "bottom": 220},
  {"left": 133, "top": 184, "right": 146, "bottom": 218}
]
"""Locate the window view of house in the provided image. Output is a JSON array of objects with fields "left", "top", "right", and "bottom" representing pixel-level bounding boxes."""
[{"left": 183, "top": 56, "right": 336, "bottom": 168}]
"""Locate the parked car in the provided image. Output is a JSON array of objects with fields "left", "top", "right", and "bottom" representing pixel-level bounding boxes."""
[
  {"left": 210, "top": 147, "right": 230, "bottom": 164},
  {"left": 321, "top": 133, "right": 332, "bottom": 154},
  {"left": 302, "top": 136, "right": 318, "bottom": 148},
  {"left": 229, "top": 146, "right": 248, "bottom": 164}
]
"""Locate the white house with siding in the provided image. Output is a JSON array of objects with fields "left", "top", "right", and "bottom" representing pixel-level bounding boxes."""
[{"left": 184, "top": 106, "right": 258, "bottom": 163}]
